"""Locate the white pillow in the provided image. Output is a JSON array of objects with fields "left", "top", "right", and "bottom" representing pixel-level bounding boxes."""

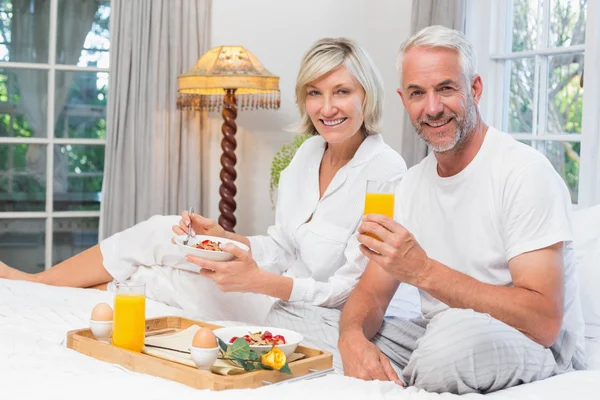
[
  {"left": 385, "top": 283, "right": 422, "bottom": 320},
  {"left": 572, "top": 204, "right": 600, "bottom": 340}
]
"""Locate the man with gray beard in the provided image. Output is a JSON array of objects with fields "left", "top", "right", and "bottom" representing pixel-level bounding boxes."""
[
  {"left": 338, "top": 25, "right": 586, "bottom": 394},
  {"left": 413, "top": 85, "right": 477, "bottom": 153}
]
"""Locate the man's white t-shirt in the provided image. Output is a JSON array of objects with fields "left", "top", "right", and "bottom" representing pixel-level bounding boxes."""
[{"left": 396, "top": 126, "right": 585, "bottom": 361}]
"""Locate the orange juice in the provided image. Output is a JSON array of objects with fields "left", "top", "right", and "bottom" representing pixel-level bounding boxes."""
[
  {"left": 364, "top": 193, "right": 395, "bottom": 217},
  {"left": 364, "top": 193, "right": 395, "bottom": 239},
  {"left": 112, "top": 293, "right": 146, "bottom": 352}
]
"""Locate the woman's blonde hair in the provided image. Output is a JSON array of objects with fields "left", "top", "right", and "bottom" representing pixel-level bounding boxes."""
[{"left": 294, "top": 38, "right": 384, "bottom": 137}]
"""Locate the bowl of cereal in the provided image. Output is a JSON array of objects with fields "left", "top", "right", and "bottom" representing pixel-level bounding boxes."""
[
  {"left": 212, "top": 326, "right": 303, "bottom": 358},
  {"left": 173, "top": 234, "right": 249, "bottom": 262}
]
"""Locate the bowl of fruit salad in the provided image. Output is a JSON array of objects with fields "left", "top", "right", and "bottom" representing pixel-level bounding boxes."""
[{"left": 212, "top": 326, "right": 303, "bottom": 357}]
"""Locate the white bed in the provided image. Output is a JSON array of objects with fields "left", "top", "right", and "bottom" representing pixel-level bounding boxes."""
[{"left": 1, "top": 279, "right": 599, "bottom": 400}]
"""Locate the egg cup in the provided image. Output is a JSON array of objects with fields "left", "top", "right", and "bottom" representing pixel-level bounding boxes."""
[
  {"left": 189, "top": 346, "right": 219, "bottom": 371},
  {"left": 90, "top": 320, "right": 113, "bottom": 343}
]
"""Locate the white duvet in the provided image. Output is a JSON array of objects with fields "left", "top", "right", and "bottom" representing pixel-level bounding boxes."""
[{"left": 1, "top": 279, "right": 598, "bottom": 400}]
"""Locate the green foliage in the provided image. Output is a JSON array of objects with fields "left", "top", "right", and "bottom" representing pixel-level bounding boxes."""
[
  {"left": 0, "top": 0, "right": 110, "bottom": 207},
  {"left": 217, "top": 337, "right": 228, "bottom": 352},
  {"left": 218, "top": 337, "right": 291, "bottom": 374},
  {"left": 508, "top": 0, "right": 586, "bottom": 203},
  {"left": 278, "top": 363, "right": 292, "bottom": 374},
  {"left": 270, "top": 134, "right": 311, "bottom": 206},
  {"left": 0, "top": 73, "right": 107, "bottom": 199},
  {"left": 229, "top": 337, "right": 251, "bottom": 359}
]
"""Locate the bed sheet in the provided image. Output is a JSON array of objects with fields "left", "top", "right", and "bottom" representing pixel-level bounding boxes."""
[{"left": 1, "top": 279, "right": 598, "bottom": 400}]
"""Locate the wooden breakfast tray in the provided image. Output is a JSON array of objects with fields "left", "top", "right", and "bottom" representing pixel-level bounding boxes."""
[{"left": 66, "top": 316, "right": 333, "bottom": 390}]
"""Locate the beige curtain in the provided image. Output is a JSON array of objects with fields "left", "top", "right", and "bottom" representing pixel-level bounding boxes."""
[
  {"left": 401, "top": 0, "right": 467, "bottom": 167},
  {"left": 99, "top": 0, "right": 211, "bottom": 239}
]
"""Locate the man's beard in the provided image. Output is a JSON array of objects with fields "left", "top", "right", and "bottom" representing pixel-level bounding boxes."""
[{"left": 412, "top": 96, "right": 478, "bottom": 153}]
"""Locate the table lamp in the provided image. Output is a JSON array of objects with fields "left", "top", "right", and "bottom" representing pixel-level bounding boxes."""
[{"left": 177, "top": 46, "right": 280, "bottom": 232}]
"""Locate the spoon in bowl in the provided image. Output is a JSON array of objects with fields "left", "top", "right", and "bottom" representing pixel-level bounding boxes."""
[{"left": 183, "top": 207, "right": 194, "bottom": 245}]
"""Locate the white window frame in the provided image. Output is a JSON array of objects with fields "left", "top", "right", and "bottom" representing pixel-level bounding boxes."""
[
  {"left": 0, "top": 0, "right": 110, "bottom": 269},
  {"left": 466, "top": 0, "right": 600, "bottom": 207}
]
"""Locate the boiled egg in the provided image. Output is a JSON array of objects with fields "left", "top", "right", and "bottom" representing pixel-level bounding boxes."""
[
  {"left": 192, "top": 327, "right": 218, "bottom": 348},
  {"left": 90, "top": 302, "right": 113, "bottom": 322}
]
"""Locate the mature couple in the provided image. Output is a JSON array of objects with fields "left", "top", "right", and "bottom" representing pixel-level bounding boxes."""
[{"left": 0, "top": 26, "right": 586, "bottom": 394}]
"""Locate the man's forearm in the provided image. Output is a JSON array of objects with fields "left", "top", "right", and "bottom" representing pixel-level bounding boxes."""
[
  {"left": 340, "top": 285, "right": 388, "bottom": 340},
  {"left": 419, "top": 259, "right": 562, "bottom": 347}
]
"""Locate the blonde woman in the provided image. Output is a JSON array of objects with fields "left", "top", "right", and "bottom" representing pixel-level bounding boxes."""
[{"left": 174, "top": 38, "right": 406, "bottom": 306}]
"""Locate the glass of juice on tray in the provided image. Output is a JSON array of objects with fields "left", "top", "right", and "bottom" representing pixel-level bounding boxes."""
[
  {"left": 363, "top": 180, "right": 397, "bottom": 240},
  {"left": 112, "top": 281, "right": 146, "bottom": 352}
]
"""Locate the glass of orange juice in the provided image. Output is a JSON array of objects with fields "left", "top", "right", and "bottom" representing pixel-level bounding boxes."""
[
  {"left": 364, "top": 180, "right": 397, "bottom": 240},
  {"left": 112, "top": 281, "right": 146, "bottom": 352}
]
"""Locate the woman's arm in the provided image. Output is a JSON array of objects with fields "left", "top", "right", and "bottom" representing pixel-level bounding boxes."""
[
  {"left": 183, "top": 230, "right": 371, "bottom": 304},
  {"left": 286, "top": 232, "right": 369, "bottom": 307},
  {"left": 185, "top": 243, "right": 293, "bottom": 300}
]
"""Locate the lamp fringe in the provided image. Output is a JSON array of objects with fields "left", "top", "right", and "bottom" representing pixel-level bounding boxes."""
[{"left": 177, "top": 91, "right": 281, "bottom": 112}]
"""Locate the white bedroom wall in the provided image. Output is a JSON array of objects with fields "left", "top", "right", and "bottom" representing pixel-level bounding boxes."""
[{"left": 206, "top": 0, "right": 413, "bottom": 235}]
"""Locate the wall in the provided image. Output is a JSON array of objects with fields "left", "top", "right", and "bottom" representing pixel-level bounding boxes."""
[{"left": 206, "top": 0, "right": 413, "bottom": 235}]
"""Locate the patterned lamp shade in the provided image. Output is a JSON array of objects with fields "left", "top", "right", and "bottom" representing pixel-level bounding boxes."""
[{"left": 177, "top": 45, "right": 281, "bottom": 111}]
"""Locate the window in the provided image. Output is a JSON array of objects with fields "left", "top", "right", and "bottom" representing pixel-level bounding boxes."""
[
  {"left": 466, "top": 0, "right": 600, "bottom": 206},
  {"left": 0, "top": 0, "right": 110, "bottom": 272}
]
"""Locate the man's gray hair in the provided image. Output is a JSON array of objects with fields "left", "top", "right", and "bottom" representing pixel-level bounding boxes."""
[{"left": 395, "top": 25, "right": 477, "bottom": 86}]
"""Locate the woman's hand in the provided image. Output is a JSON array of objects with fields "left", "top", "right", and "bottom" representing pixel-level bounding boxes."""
[
  {"left": 172, "top": 210, "right": 228, "bottom": 239},
  {"left": 185, "top": 243, "right": 262, "bottom": 293},
  {"left": 185, "top": 244, "right": 293, "bottom": 300}
]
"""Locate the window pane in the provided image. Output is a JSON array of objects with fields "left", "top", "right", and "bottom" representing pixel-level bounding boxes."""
[
  {"left": 511, "top": 0, "right": 542, "bottom": 52},
  {"left": 0, "top": 2, "right": 9, "bottom": 62},
  {"left": 508, "top": 58, "right": 536, "bottom": 133},
  {"left": 549, "top": 0, "right": 587, "bottom": 48},
  {"left": 0, "top": 218, "right": 45, "bottom": 273},
  {"left": 53, "top": 144, "right": 104, "bottom": 211},
  {"left": 0, "top": 0, "right": 50, "bottom": 63},
  {"left": 55, "top": 72, "right": 108, "bottom": 139},
  {"left": 0, "top": 68, "right": 48, "bottom": 138},
  {"left": 53, "top": 217, "right": 98, "bottom": 265},
  {"left": 0, "top": 143, "right": 46, "bottom": 211},
  {"left": 56, "top": 0, "right": 110, "bottom": 67},
  {"left": 520, "top": 140, "right": 580, "bottom": 203},
  {"left": 547, "top": 53, "right": 584, "bottom": 134}
]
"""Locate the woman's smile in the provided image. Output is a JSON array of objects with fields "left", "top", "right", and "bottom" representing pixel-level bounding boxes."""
[{"left": 321, "top": 117, "right": 348, "bottom": 127}]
